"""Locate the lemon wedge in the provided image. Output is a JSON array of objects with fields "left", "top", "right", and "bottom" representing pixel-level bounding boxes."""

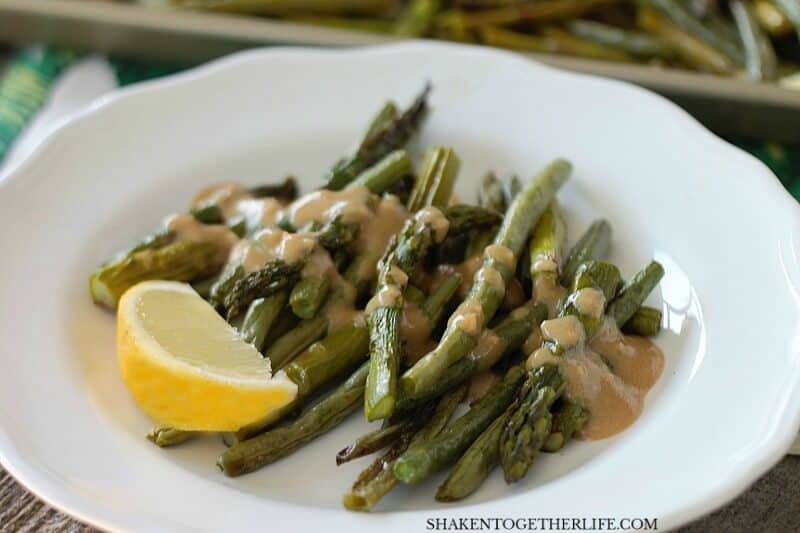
[{"left": 117, "top": 280, "right": 297, "bottom": 431}]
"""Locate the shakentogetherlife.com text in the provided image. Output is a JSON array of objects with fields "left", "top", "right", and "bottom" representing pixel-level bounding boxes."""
[{"left": 425, "top": 517, "right": 659, "bottom": 531}]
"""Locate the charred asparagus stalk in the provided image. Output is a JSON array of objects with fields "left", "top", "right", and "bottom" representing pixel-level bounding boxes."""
[
  {"left": 366, "top": 207, "right": 450, "bottom": 421},
  {"left": 396, "top": 302, "right": 548, "bottom": 412},
  {"left": 232, "top": 272, "right": 462, "bottom": 445},
  {"left": 325, "top": 84, "right": 430, "bottom": 190},
  {"left": 407, "top": 146, "right": 461, "bottom": 211},
  {"left": 499, "top": 364, "right": 564, "bottom": 482},
  {"left": 479, "top": 26, "right": 636, "bottom": 63},
  {"left": 621, "top": 305, "right": 663, "bottom": 337},
  {"left": 529, "top": 201, "right": 566, "bottom": 313},
  {"left": 636, "top": 7, "right": 739, "bottom": 75},
  {"left": 289, "top": 276, "right": 331, "bottom": 319},
  {"left": 264, "top": 315, "right": 329, "bottom": 370},
  {"left": 607, "top": 261, "right": 666, "bottom": 327},
  {"left": 478, "top": 171, "right": 507, "bottom": 213},
  {"left": 436, "top": 409, "right": 510, "bottom": 502},
  {"left": 343, "top": 385, "right": 466, "bottom": 511},
  {"left": 421, "top": 272, "right": 463, "bottom": 325},
  {"left": 176, "top": 0, "right": 401, "bottom": 17},
  {"left": 401, "top": 159, "right": 571, "bottom": 398},
  {"left": 395, "top": 0, "right": 442, "bottom": 36},
  {"left": 560, "top": 219, "right": 611, "bottom": 286},
  {"left": 762, "top": 0, "right": 800, "bottom": 38},
  {"left": 241, "top": 290, "right": 289, "bottom": 352},
  {"left": 315, "top": 216, "right": 360, "bottom": 253},
  {"left": 566, "top": 19, "right": 673, "bottom": 58},
  {"left": 249, "top": 176, "right": 298, "bottom": 202},
  {"left": 349, "top": 149, "right": 413, "bottom": 194},
  {"left": 222, "top": 260, "right": 302, "bottom": 320},
  {"left": 542, "top": 401, "right": 589, "bottom": 452},
  {"left": 646, "top": 0, "right": 745, "bottom": 64},
  {"left": 283, "top": 322, "right": 370, "bottom": 398},
  {"left": 90, "top": 240, "right": 224, "bottom": 309},
  {"left": 450, "top": 0, "right": 621, "bottom": 29},
  {"left": 336, "top": 419, "right": 411, "bottom": 465},
  {"left": 731, "top": 0, "right": 778, "bottom": 81},
  {"left": 360, "top": 101, "right": 398, "bottom": 146},
  {"left": 147, "top": 426, "right": 196, "bottom": 448},
  {"left": 394, "top": 365, "right": 527, "bottom": 484},
  {"left": 218, "top": 362, "right": 370, "bottom": 477}
]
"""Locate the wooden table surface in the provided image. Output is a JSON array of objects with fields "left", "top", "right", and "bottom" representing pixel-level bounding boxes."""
[{"left": 2, "top": 456, "right": 800, "bottom": 532}]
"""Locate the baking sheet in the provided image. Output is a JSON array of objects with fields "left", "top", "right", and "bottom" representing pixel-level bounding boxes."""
[{"left": 1, "top": 0, "right": 799, "bottom": 143}]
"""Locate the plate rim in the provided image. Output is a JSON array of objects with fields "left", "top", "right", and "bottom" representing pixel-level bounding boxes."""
[{"left": 0, "top": 40, "right": 799, "bottom": 532}]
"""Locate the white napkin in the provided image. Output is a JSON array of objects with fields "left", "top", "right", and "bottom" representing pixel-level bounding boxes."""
[{"left": 3, "top": 54, "right": 800, "bottom": 457}]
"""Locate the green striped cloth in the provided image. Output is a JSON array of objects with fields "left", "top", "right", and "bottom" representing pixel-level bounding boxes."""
[
  {"left": 1, "top": 48, "right": 798, "bottom": 202},
  {"left": 0, "top": 49, "right": 78, "bottom": 158}
]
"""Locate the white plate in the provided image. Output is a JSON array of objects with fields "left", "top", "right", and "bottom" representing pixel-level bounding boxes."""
[{"left": 0, "top": 42, "right": 798, "bottom": 532}]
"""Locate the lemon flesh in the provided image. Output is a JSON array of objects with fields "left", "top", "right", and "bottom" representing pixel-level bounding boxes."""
[{"left": 117, "top": 281, "right": 297, "bottom": 431}]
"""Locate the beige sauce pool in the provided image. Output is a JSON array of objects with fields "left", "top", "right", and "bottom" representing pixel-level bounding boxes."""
[
  {"left": 400, "top": 303, "right": 435, "bottom": 364},
  {"left": 528, "top": 317, "right": 664, "bottom": 440},
  {"left": 421, "top": 253, "right": 483, "bottom": 298},
  {"left": 569, "top": 319, "right": 664, "bottom": 439}
]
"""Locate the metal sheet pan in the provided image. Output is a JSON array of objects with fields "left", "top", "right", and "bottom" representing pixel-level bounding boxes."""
[{"left": 1, "top": 0, "right": 799, "bottom": 143}]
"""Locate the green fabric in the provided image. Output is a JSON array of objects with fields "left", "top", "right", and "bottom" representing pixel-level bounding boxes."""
[
  {"left": 109, "top": 57, "right": 187, "bottom": 87},
  {"left": 0, "top": 48, "right": 78, "bottom": 161},
  {"left": 0, "top": 48, "right": 799, "bottom": 204},
  {"left": 728, "top": 137, "right": 800, "bottom": 200}
]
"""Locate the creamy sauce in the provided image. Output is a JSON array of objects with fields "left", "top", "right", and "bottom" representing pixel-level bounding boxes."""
[
  {"left": 400, "top": 303, "right": 434, "bottom": 364},
  {"left": 533, "top": 258, "right": 558, "bottom": 273},
  {"left": 229, "top": 228, "right": 316, "bottom": 273},
  {"left": 541, "top": 315, "right": 585, "bottom": 349},
  {"left": 305, "top": 250, "right": 361, "bottom": 333},
  {"left": 321, "top": 262, "right": 363, "bottom": 332},
  {"left": 285, "top": 185, "right": 373, "bottom": 228},
  {"left": 326, "top": 303, "right": 365, "bottom": 332},
  {"left": 522, "top": 326, "right": 543, "bottom": 357},
  {"left": 424, "top": 253, "right": 484, "bottom": 298},
  {"left": 533, "top": 275, "right": 567, "bottom": 318},
  {"left": 365, "top": 285, "right": 402, "bottom": 314},
  {"left": 475, "top": 265, "right": 506, "bottom": 295},
  {"left": 484, "top": 244, "right": 515, "bottom": 271},
  {"left": 302, "top": 246, "right": 336, "bottom": 278},
  {"left": 388, "top": 265, "right": 409, "bottom": 287},
  {"left": 196, "top": 181, "right": 409, "bottom": 341},
  {"left": 359, "top": 195, "right": 408, "bottom": 256},
  {"left": 526, "top": 317, "right": 664, "bottom": 440},
  {"left": 191, "top": 182, "right": 291, "bottom": 231},
  {"left": 470, "top": 329, "right": 506, "bottom": 372},
  {"left": 415, "top": 206, "right": 450, "bottom": 243},
  {"left": 448, "top": 299, "right": 484, "bottom": 337},
  {"left": 509, "top": 305, "right": 532, "bottom": 321},
  {"left": 342, "top": 195, "right": 409, "bottom": 288},
  {"left": 589, "top": 319, "right": 664, "bottom": 392},
  {"left": 503, "top": 278, "right": 526, "bottom": 310},
  {"left": 468, "top": 370, "right": 501, "bottom": 403},
  {"left": 573, "top": 288, "right": 605, "bottom": 319},
  {"left": 526, "top": 346, "right": 559, "bottom": 369},
  {"left": 235, "top": 197, "right": 284, "bottom": 230},
  {"left": 164, "top": 213, "right": 239, "bottom": 264},
  {"left": 560, "top": 351, "right": 645, "bottom": 440},
  {"left": 192, "top": 182, "right": 252, "bottom": 219}
]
